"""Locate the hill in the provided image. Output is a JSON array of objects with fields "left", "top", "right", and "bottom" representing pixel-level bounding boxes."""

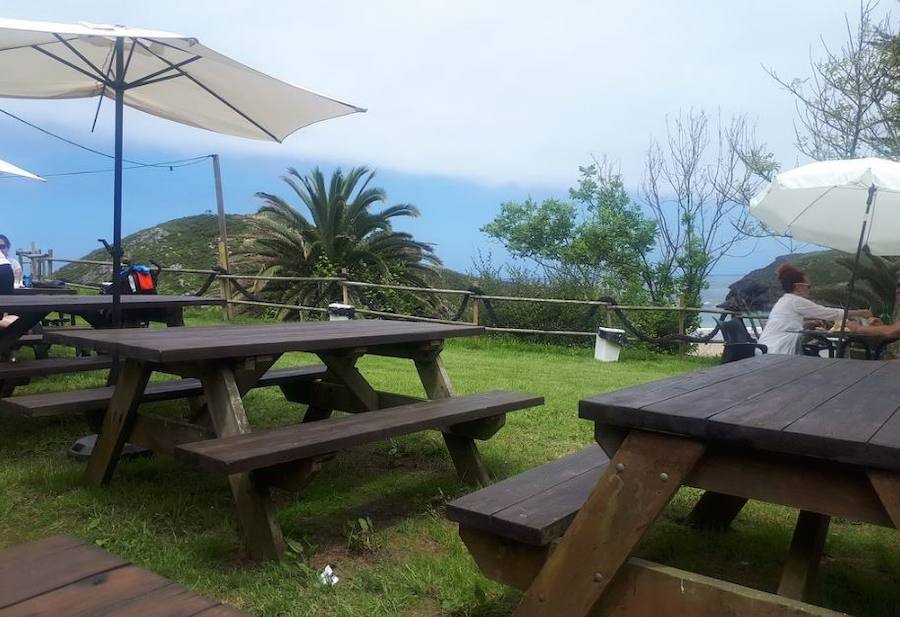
[
  {"left": 55, "top": 214, "right": 259, "bottom": 294},
  {"left": 55, "top": 213, "right": 475, "bottom": 295},
  {"left": 723, "top": 249, "right": 852, "bottom": 311}
]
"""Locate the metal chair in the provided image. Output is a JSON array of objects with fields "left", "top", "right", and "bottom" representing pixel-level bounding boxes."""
[{"left": 716, "top": 317, "right": 767, "bottom": 363}]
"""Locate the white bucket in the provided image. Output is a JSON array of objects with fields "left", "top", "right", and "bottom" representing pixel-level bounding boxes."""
[
  {"left": 594, "top": 327, "right": 626, "bottom": 362},
  {"left": 327, "top": 303, "right": 355, "bottom": 321}
]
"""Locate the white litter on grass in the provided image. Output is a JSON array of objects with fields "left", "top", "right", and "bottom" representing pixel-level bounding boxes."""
[{"left": 318, "top": 565, "right": 339, "bottom": 586}]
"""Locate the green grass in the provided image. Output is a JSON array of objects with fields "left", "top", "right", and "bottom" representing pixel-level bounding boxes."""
[{"left": 1, "top": 312, "right": 898, "bottom": 616}]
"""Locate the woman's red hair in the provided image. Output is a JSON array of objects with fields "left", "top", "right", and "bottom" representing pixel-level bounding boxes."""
[{"left": 775, "top": 263, "right": 807, "bottom": 293}]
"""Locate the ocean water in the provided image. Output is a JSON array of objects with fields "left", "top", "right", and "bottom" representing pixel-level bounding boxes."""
[{"left": 699, "top": 273, "right": 739, "bottom": 327}]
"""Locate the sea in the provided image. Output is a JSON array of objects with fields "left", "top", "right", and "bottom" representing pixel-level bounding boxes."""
[{"left": 699, "top": 273, "right": 738, "bottom": 328}]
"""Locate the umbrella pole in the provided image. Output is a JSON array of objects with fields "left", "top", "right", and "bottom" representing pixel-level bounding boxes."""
[
  {"left": 111, "top": 37, "right": 125, "bottom": 329},
  {"left": 837, "top": 184, "right": 877, "bottom": 356}
]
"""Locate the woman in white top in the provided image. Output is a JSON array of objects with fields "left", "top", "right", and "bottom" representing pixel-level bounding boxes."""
[{"left": 758, "top": 263, "right": 871, "bottom": 355}]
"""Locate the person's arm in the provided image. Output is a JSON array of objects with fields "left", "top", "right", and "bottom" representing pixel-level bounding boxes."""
[{"left": 847, "top": 320, "right": 900, "bottom": 337}]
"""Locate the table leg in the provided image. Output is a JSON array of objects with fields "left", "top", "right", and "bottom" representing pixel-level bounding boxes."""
[
  {"left": 84, "top": 360, "right": 151, "bottom": 486},
  {"left": 200, "top": 362, "right": 283, "bottom": 561},
  {"left": 164, "top": 307, "right": 185, "bottom": 327},
  {"left": 512, "top": 431, "right": 705, "bottom": 617},
  {"left": 777, "top": 510, "right": 831, "bottom": 601},
  {"left": 867, "top": 469, "right": 900, "bottom": 528},
  {"left": 415, "top": 352, "right": 491, "bottom": 486},
  {"left": 687, "top": 491, "right": 749, "bottom": 530}
]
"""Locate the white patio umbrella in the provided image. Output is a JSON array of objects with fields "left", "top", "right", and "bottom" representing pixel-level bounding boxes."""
[
  {"left": 750, "top": 157, "right": 900, "bottom": 339},
  {"left": 0, "top": 18, "right": 364, "bottom": 324},
  {"left": 0, "top": 157, "right": 44, "bottom": 181}
]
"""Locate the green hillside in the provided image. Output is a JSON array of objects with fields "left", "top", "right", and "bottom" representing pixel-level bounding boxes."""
[
  {"left": 55, "top": 213, "right": 475, "bottom": 296},
  {"left": 55, "top": 214, "right": 258, "bottom": 295}
]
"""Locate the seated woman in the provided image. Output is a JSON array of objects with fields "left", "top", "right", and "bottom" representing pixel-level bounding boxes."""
[
  {"left": 0, "top": 237, "right": 17, "bottom": 329},
  {"left": 758, "top": 263, "right": 871, "bottom": 355}
]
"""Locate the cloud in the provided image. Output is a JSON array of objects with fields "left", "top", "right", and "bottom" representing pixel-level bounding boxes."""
[{"left": 1, "top": 0, "right": 884, "bottom": 188}]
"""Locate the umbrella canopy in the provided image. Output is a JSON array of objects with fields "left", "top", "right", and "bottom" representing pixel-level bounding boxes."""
[
  {"left": 0, "top": 158, "right": 44, "bottom": 181},
  {"left": 750, "top": 158, "right": 900, "bottom": 255},
  {"left": 0, "top": 18, "right": 365, "bottom": 140},
  {"left": 0, "top": 18, "right": 364, "bottom": 325}
]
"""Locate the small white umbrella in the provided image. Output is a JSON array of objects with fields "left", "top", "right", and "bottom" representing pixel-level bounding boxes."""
[
  {"left": 0, "top": 18, "right": 365, "bottom": 323},
  {"left": 750, "top": 157, "right": 900, "bottom": 341},
  {"left": 0, "top": 157, "right": 44, "bottom": 181}
]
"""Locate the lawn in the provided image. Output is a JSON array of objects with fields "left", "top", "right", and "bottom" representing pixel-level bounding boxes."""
[{"left": 1, "top": 310, "right": 898, "bottom": 616}]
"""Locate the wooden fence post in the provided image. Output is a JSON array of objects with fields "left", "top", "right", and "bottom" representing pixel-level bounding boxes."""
[
  {"left": 340, "top": 269, "right": 350, "bottom": 305},
  {"left": 46, "top": 249, "right": 53, "bottom": 279},
  {"left": 472, "top": 295, "right": 480, "bottom": 326}
]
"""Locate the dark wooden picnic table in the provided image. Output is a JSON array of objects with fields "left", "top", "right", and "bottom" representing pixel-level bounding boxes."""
[
  {"left": 0, "top": 294, "right": 223, "bottom": 354},
  {"left": 792, "top": 328, "right": 900, "bottom": 359},
  {"left": 44, "top": 320, "right": 495, "bottom": 560},
  {"left": 0, "top": 535, "right": 250, "bottom": 615},
  {"left": 513, "top": 354, "right": 900, "bottom": 617}
]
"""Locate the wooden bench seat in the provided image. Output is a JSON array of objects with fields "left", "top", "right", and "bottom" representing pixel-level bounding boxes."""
[
  {"left": 447, "top": 445, "right": 610, "bottom": 547},
  {"left": 0, "top": 355, "right": 113, "bottom": 380},
  {"left": 0, "top": 364, "right": 328, "bottom": 417},
  {"left": 0, "top": 534, "right": 250, "bottom": 616},
  {"left": 175, "top": 390, "right": 544, "bottom": 475}
]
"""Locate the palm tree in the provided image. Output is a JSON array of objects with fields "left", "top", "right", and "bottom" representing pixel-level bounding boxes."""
[
  {"left": 816, "top": 248, "right": 900, "bottom": 321},
  {"left": 240, "top": 166, "right": 442, "bottom": 317}
]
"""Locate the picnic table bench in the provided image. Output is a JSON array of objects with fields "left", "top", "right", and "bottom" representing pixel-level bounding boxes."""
[
  {"left": 449, "top": 354, "right": 900, "bottom": 616},
  {"left": 0, "top": 535, "right": 250, "bottom": 616},
  {"left": 45, "top": 320, "right": 543, "bottom": 561}
]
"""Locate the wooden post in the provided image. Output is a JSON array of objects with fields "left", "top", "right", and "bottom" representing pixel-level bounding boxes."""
[
  {"left": 472, "top": 295, "right": 480, "bottom": 326},
  {"left": 678, "top": 293, "right": 686, "bottom": 336},
  {"left": 211, "top": 154, "right": 235, "bottom": 321},
  {"left": 340, "top": 269, "right": 350, "bottom": 305},
  {"left": 46, "top": 249, "right": 53, "bottom": 279}
]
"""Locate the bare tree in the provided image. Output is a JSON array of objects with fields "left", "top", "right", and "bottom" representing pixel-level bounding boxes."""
[
  {"left": 640, "top": 110, "right": 766, "bottom": 304},
  {"left": 767, "top": 0, "right": 898, "bottom": 160}
]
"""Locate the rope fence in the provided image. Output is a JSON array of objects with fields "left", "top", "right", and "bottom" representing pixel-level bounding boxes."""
[{"left": 32, "top": 255, "right": 755, "bottom": 344}]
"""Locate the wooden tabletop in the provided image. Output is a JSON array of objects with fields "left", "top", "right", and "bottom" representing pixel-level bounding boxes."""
[
  {"left": 0, "top": 535, "right": 249, "bottom": 615},
  {"left": 44, "top": 319, "right": 485, "bottom": 363},
  {"left": 0, "top": 294, "right": 222, "bottom": 312},
  {"left": 580, "top": 354, "right": 900, "bottom": 472}
]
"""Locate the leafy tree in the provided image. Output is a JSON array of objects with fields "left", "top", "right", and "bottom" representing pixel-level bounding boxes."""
[
  {"left": 240, "top": 166, "right": 441, "bottom": 317},
  {"left": 815, "top": 248, "right": 900, "bottom": 322},
  {"left": 482, "top": 160, "right": 659, "bottom": 301},
  {"left": 766, "top": 0, "right": 898, "bottom": 160}
]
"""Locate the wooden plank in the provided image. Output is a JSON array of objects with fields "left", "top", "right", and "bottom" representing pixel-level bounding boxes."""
[
  {"left": 0, "top": 355, "right": 112, "bottom": 380},
  {"left": 78, "top": 582, "right": 217, "bottom": 617},
  {"left": 686, "top": 448, "right": 892, "bottom": 527},
  {"left": 0, "top": 536, "right": 127, "bottom": 608},
  {"left": 318, "top": 353, "right": 379, "bottom": 411},
  {"left": 447, "top": 447, "right": 609, "bottom": 542},
  {"left": 175, "top": 391, "right": 543, "bottom": 474},
  {"left": 129, "top": 413, "right": 213, "bottom": 454},
  {"left": 2, "top": 564, "right": 170, "bottom": 617},
  {"left": 281, "top": 379, "right": 422, "bottom": 413},
  {"left": 459, "top": 529, "right": 845, "bottom": 616},
  {"left": 0, "top": 365, "right": 326, "bottom": 417},
  {"left": 488, "top": 459, "right": 611, "bottom": 546},
  {"left": 595, "top": 558, "right": 847, "bottom": 617},
  {"left": 710, "top": 358, "right": 879, "bottom": 432},
  {"left": 43, "top": 320, "right": 484, "bottom": 363},
  {"left": 84, "top": 360, "right": 152, "bottom": 486},
  {"left": 201, "top": 364, "right": 283, "bottom": 561},
  {"left": 868, "top": 469, "right": 900, "bottom": 529},
  {"left": 579, "top": 354, "right": 792, "bottom": 418},
  {"left": 686, "top": 492, "right": 749, "bottom": 530},
  {"left": 581, "top": 356, "right": 831, "bottom": 439},
  {"left": 512, "top": 432, "right": 705, "bottom": 617},
  {"left": 776, "top": 511, "right": 831, "bottom": 601}
]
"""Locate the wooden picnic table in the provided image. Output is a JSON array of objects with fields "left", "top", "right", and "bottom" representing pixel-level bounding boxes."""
[
  {"left": 43, "top": 320, "right": 525, "bottom": 560},
  {"left": 0, "top": 294, "right": 223, "bottom": 355},
  {"left": 792, "top": 328, "right": 900, "bottom": 359},
  {"left": 512, "top": 354, "right": 900, "bottom": 617},
  {"left": 0, "top": 535, "right": 250, "bottom": 615}
]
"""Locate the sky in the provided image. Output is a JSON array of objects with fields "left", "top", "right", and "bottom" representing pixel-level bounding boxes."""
[{"left": 0, "top": 0, "right": 892, "bottom": 279}]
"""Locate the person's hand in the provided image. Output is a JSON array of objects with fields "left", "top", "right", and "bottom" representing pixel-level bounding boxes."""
[
  {"left": 845, "top": 320, "right": 864, "bottom": 332},
  {"left": 805, "top": 319, "right": 825, "bottom": 330},
  {"left": 869, "top": 317, "right": 884, "bottom": 326}
]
